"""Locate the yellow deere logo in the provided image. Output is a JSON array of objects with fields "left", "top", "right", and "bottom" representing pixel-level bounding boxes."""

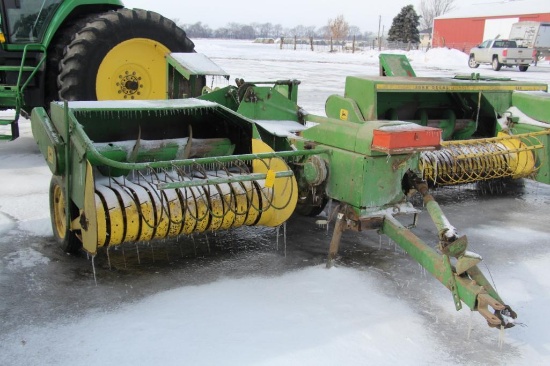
[{"left": 340, "top": 109, "right": 348, "bottom": 121}]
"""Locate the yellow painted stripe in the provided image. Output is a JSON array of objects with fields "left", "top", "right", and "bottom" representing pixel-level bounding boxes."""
[{"left": 376, "top": 84, "right": 547, "bottom": 92}]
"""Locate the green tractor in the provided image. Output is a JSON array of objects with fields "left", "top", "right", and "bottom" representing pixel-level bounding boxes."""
[{"left": 0, "top": 0, "right": 195, "bottom": 140}]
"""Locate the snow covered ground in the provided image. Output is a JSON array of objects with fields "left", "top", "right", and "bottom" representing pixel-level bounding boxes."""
[{"left": 1, "top": 39, "right": 550, "bottom": 365}]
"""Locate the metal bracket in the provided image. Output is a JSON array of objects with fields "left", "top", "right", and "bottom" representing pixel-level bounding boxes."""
[{"left": 444, "top": 255, "right": 462, "bottom": 311}]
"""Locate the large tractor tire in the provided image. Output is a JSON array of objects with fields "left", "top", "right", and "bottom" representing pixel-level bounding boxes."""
[
  {"left": 57, "top": 8, "right": 195, "bottom": 101},
  {"left": 45, "top": 14, "right": 101, "bottom": 105}
]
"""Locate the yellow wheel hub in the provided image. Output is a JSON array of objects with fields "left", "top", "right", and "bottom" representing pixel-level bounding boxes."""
[
  {"left": 96, "top": 38, "right": 170, "bottom": 100},
  {"left": 52, "top": 184, "right": 67, "bottom": 240}
]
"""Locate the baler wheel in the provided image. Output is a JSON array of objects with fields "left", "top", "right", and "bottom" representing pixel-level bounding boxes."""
[
  {"left": 49, "top": 176, "right": 81, "bottom": 254},
  {"left": 57, "top": 8, "right": 195, "bottom": 101},
  {"left": 295, "top": 193, "right": 328, "bottom": 217}
]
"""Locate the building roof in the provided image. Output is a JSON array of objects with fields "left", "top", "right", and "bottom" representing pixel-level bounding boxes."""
[{"left": 436, "top": 0, "right": 550, "bottom": 20}]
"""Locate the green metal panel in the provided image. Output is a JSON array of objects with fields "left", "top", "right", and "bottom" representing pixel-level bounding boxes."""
[
  {"left": 324, "top": 95, "right": 365, "bottom": 122},
  {"left": 198, "top": 86, "right": 239, "bottom": 111},
  {"left": 300, "top": 118, "right": 418, "bottom": 214},
  {"left": 342, "top": 75, "right": 547, "bottom": 140},
  {"left": 513, "top": 91, "right": 550, "bottom": 123},
  {"left": 379, "top": 54, "right": 416, "bottom": 77},
  {"left": 302, "top": 115, "right": 360, "bottom": 152},
  {"left": 236, "top": 86, "right": 301, "bottom": 121},
  {"left": 30, "top": 107, "right": 65, "bottom": 175}
]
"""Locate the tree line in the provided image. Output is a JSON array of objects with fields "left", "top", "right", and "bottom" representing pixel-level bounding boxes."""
[
  {"left": 176, "top": 20, "right": 376, "bottom": 41},
  {"left": 176, "top": 0, "right": 455, "bottom": 44}
]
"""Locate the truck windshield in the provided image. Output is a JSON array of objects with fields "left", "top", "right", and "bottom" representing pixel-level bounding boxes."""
[{"left": 3, "top": 0, "right": 63, "bottom": 43}]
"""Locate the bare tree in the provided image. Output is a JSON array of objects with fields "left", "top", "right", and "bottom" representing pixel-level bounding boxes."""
[
  {"left": 348, "top": 25, "right": 361, "bottom": 40},
  {"left": 328, "top": 15, "right": 350, "bottom": 42},
  {"left": 419, "top": 0, "right": 456, "bottom": 30}
]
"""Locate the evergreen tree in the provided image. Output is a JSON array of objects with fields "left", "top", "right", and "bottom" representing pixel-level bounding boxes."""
[{"left": 387, "top": 5, "right": 420, "bottom": 44}]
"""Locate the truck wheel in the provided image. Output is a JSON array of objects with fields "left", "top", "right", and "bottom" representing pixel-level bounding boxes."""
[
  {"left": 58, "top": 8, "right": 195, "bottom": 101},
  {"left": 468, "top": 55, "right": 479, "bottom": 68},
  {"left": 518, "top": 65, "right": 529, "bottom": 72},
  {"left": 49, "top": 176, "right": 82, "bottom": 254},
  {"left": 492, "top": 57, "right": 502, "bottom": 71}
]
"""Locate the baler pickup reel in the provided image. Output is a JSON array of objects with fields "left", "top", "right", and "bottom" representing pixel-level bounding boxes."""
[{"left": 31, "top": 99, "right": 324, "bottom": 256}]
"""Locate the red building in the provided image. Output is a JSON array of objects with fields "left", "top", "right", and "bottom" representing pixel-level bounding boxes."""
[{"left": 432, "top": 0, "right": 550, "bottom": 53}]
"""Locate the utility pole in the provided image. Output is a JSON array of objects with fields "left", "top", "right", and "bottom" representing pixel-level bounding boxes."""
[{"left": 377, "top": 15, "right": 381, "bottom": 51}]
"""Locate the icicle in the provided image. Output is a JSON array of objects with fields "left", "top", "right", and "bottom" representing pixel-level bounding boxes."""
[
  {"left": 284, "top": 221, "right": 287, "bottom": 258},
  {"left": 151, "top": 243, "right": 155, "bottom": 263},
  {"left": 106, "top": 246, "right": 111, "bottom": 271},
  {"left": 205, "top": 233, "right": 211, "bottom": 253},
  {"left": 498, "top": 325, "right": 505, "bottom": 349},
  {"left": 276, "top": 225, "right": 280, "bottom": 251},
  {"left": 91, "top": 255, "right": 97, "bottom": 286},
  {"left": 136, "top": 243, "right": 141, "bottom": 264},
  {"left": 192, "top": 235, "right": 197, "bottom": 256},
  {"left": 326, "top": 199, "right": 332, "bottom": 236},
  {"left": 122, "top": 247, "right": 127, "bottom": 269},
  {"left": 467, "top": 310, "right": 473, "bottom": 340}
]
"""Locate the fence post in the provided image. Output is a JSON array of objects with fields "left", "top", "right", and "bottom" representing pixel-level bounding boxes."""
[
  {"left": 330, "top": 37, "right": 333, "bottom": 52},
  {"left": 280, "top": 37, "right": 284, "bottom": 49},
  {"left": 310, "top": 36, "right": 314, "bottom": 51},
  {"left": 352, "top": 35, "right": 356, "bottom": 53},
  {"left": 294, "top": 35, "right": 297, "bottom": 50}
]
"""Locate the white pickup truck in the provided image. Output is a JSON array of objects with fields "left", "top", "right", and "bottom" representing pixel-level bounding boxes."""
[{"left": 468, "top": 39, "right": 536, "bottom": 71}]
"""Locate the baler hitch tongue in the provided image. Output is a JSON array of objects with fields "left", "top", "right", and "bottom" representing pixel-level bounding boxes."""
[{"left": 477, "top": 293, "right": 517, "bottom": 329}]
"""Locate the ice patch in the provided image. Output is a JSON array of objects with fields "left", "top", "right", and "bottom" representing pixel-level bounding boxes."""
[
  {"left": 5, "top": 248, "right": 50, "bottom": 270},
  {"left": 0, "top": 212, "right": 15, "bottom": 236},
  {"left": 18, "top": 218, "right": 52, "bottom": 237}
]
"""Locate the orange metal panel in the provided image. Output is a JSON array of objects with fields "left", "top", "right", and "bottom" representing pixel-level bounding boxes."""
[{"left": 371, "top": 126, "right": 441, "bottom": 154}]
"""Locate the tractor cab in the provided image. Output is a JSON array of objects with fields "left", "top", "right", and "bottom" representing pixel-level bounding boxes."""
[
  {"left": 0, "top": 0, "right": 63, "bottom": 44},
  {"left": 0, "top": 0, "right": 195, "bottom": 141}
]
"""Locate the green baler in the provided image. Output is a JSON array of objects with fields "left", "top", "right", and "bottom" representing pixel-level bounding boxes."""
[{"left": 30, "top": 53, "right": 550, "bottom": 331}]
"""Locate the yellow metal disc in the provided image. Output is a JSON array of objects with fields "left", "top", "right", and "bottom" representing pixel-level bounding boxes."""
[
  {"left": 181, "top": 187, "right": 198, "bottom": 235},
  {"left": 96, "top": 185, "right": 125, "bottom": 246},
  {"left": 96, "top": 38, "right": 170, "bottom": 100},
  {"left": 206, "top": 184, "right": 225, "bottom": 231},
  {"left": 228, "top": 182, "right": 248, "bottom": 227},
  {"left": 215, "top": 183, "right": 237, "bottom": 230},
  {"left": 138, "top": 181, "right": 170, "bottom": 240},
  {"left": 190, "top": 186, "right": 211, "bottom": 233},
  {"left": 251, "top": 139, "right": 298, "bottom": 227},
  {"left": 165, "top": 189, "right": 184, "bottom": 237},
  {"left": 121, "top": 181, "right": 155, "bottom": 242},
  {"left": 497, "top": 133, "right": 536, "bottom": 178},
  {"left": 112, "top": 183, "right": 140, "bottom": 242}
]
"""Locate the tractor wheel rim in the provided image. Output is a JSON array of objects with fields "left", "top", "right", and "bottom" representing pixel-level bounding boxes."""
[
  {"left": 53, "top": 184, "right": 67, "bottom": 239},
  {"left": 96, "top": 38, "right": 170, "bottom": 100}
]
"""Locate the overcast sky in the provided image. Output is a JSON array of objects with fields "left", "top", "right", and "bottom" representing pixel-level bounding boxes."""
[{"left": 122, "top": 0, "right": 481, "bottom": 33}]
